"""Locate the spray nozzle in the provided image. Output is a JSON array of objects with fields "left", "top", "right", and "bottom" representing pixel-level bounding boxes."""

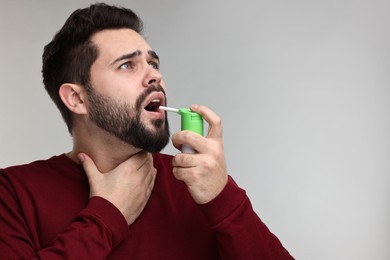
[{"left": 159, "top": 106, "right": 204, "bottom": 136}]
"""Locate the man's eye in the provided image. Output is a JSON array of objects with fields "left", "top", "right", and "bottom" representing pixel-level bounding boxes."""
[
  {"left": 149, "top": 62, "right": 159, "bottom": 70},
  {"left": 119, "top": 62, "right": 132, "bottom": 69}
]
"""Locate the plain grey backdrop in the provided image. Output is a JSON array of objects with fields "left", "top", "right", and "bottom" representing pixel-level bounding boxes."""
[{"left": 1, "top": 0, "right": 389, "bottom": 259}]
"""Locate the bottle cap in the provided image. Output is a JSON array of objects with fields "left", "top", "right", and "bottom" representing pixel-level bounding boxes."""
[{"left": 179, "top": 108, "right": 203, "bottom": 136}]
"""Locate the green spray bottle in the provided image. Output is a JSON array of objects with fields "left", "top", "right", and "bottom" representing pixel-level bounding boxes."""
[{"left": 159, "top": 106, "right": 203, "bottom": 153}]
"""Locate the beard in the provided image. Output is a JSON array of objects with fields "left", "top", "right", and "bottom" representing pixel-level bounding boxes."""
[{"left": 86, "top": 85, "right": 170, "bottom": 153}]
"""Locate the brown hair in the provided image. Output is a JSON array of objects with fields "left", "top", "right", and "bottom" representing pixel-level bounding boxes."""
[{"left": 42, "top": 3, "right": 143, "bottom": 133}]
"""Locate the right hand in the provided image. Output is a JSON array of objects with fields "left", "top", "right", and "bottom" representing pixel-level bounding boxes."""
[{"left": 78, "top": 152, "right": 156, "bottom": 225}]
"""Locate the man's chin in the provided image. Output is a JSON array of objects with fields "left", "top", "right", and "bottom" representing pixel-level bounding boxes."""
[
  {"left": 140, "top": 136, "right": 170, "bottom": 153},
  {"left": 133, "top": 126, "right": 170, "bottom": 153}
]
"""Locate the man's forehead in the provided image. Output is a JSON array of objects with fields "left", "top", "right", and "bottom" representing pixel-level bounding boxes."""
[{"left": 91, "top": 28, "right": 151, "bottom": 55}]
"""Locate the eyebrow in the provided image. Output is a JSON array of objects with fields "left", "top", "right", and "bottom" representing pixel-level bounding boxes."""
[
  {"left": 110, "top": 50, "right": 141, "bottom": 66},
  {"left": 148, "top": 50, "right": 160, "bottom": 62},
  {"left": 110, "top": 50, "right": 160, "bottom": 66}
]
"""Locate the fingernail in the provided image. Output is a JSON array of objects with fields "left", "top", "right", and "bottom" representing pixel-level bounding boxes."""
[
  {"left": 190, "top": 104, "right": 199, "bottom": 110},
  {"left": 77, "top": 153, "right": 85, "bottom": 163}
]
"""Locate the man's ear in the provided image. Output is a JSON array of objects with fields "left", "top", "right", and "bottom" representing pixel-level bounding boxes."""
[{"left": 59, "top": 83, "right": 88, "bottom": 115}]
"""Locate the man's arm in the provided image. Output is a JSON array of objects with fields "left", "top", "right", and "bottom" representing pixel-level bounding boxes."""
[
  {"left": 78, "top": 151, "right": 156, "bottom": 225},
  {"left": 0, "top": 151, "right": 155, "bottom": 259},
  {"left": 199, "top": 176, "right": 294, "bottom": 259},
  {"left": 0, "top": 173, "right": 128, "bottom": 259},
  {"left": 171, "top": 104, "right": 228, "bottom": 204},
  {"left": 171, "top": 104, "right": 294, "bottom": 259}
]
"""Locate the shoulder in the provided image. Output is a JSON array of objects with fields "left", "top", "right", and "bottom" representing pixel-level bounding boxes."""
[
  {"left": 0, "top": 154, "right": 84, "bottom": 198},
  {"left": 0, "top": 154, "right": 74, "bottom": 181}
]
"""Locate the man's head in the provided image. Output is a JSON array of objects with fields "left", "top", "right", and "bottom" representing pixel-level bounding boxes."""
[{"left": 42, "top": 3, "right": 170, "bottom": 152}]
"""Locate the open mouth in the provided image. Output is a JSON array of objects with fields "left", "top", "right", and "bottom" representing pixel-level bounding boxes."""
[{"left": 144, "top": 99, "right": 163, "bottom": 112}]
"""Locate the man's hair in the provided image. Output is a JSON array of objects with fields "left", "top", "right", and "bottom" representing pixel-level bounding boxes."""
[{"left": 42, "top": 3, "right": 143, "bottom": 133}]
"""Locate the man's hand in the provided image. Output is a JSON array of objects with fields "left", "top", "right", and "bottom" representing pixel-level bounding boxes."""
[
  {"left": 171, "top": 105, "right": 228, "bottom": 204},
  {"left": 78, "top": 152, "right": 156, "bottom": 225}
]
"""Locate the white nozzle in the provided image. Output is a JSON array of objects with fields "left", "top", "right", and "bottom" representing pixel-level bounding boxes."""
[
  {"left": 159, "top": 106, "right": 179, "bottom": 113},
  {"left": 159, "top": 105, "right": 197, "bottom": 154}
]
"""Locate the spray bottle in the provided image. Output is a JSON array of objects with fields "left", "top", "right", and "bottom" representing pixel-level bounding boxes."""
[{"left": 159, "top": 106, "right": 203, "bottom": 154}]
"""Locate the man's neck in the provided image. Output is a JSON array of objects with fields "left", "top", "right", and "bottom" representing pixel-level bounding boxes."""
[{"left": 66, "top": 127, "right": 142, "bottom": 173}]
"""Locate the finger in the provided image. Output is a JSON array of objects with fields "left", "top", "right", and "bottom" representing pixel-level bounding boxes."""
[
  {"left": 172, "top": 153, "right": 197, "bottom": 168},
  {"left": 78, "top": 153, "right": 100, "bottom": 179},
  {"left": 130, "top": 153, "right": 155, "bottom": 186},
  {"left": 189, "top": 104, "right": 222, "bottom": 139},
  {"left": 137, "top": 153, "right": 154, "bottom": 172},
  {"left": 172, "top": 166, "right": 184, "bottom": 182},
  {"left": 172, "top": 165, "right": 199, "bottom": 183},
  {"left": 117, "top": 151, "right": 152, "bottom": 172},
  {"left": 144, "top": 166, "right": 157, "bottom": 187},
  {"left": 147, "top": 169, "right": 157, "bottom": 194},
  {"left": 171, "top": 131, "right": 207, "bottom": 153}
]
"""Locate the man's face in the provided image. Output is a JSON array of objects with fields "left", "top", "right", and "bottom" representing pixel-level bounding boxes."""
[{"left": 86, "top": 29, "right": 170, "bottom": 152}]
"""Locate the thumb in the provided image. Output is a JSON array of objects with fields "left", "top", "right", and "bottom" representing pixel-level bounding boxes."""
[{"left": 78, "top": 153, "right": 100, "bottom": 179}]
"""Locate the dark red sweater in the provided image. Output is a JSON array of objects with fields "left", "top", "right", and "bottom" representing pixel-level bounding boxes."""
[{"left": 0, "top": 153, "right": 293, "bottom": 259}]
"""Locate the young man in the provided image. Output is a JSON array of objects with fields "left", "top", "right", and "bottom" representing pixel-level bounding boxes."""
[{"left": 0, "top": 3, "right": 293, "bottom": 259}]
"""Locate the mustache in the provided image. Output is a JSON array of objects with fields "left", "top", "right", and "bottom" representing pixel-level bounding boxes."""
[{"left": 136, "top": 85, "right": 166, "bottom": 110}]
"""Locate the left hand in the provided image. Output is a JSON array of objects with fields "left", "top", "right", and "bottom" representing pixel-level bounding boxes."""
[{"left": 171, "top": 104, "right": 228, "bottom": 204}]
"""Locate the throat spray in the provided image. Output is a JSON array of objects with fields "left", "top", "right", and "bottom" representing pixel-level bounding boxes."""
[{"left": 159, "top": 106, "right": 203, "bottom": 154}]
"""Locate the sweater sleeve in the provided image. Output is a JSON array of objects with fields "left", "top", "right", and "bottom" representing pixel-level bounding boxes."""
[
  {"left": 198, "top": 176, "right": 294, "bottom": 260},
  {"left": 0, "top": 173, "right": 129, "bottom": 260}
]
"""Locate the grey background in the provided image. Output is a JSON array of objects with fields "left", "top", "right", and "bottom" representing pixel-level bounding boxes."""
[{"left": 1, "top": 0, "right": 389, "bottom": 259}]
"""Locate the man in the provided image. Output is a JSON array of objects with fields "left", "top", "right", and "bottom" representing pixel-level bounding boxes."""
[{"left": 0, "top": 3, "right": 293, "bottom": 259}]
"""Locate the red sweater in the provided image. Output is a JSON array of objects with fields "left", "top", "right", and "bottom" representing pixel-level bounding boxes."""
[{"left": 0, "top": 153, "right": 293, "bottom": 259}]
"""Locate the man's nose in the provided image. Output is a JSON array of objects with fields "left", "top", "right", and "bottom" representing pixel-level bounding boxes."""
[{"left": 143, "top": 65, "right": 163, "bottom": 87}]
